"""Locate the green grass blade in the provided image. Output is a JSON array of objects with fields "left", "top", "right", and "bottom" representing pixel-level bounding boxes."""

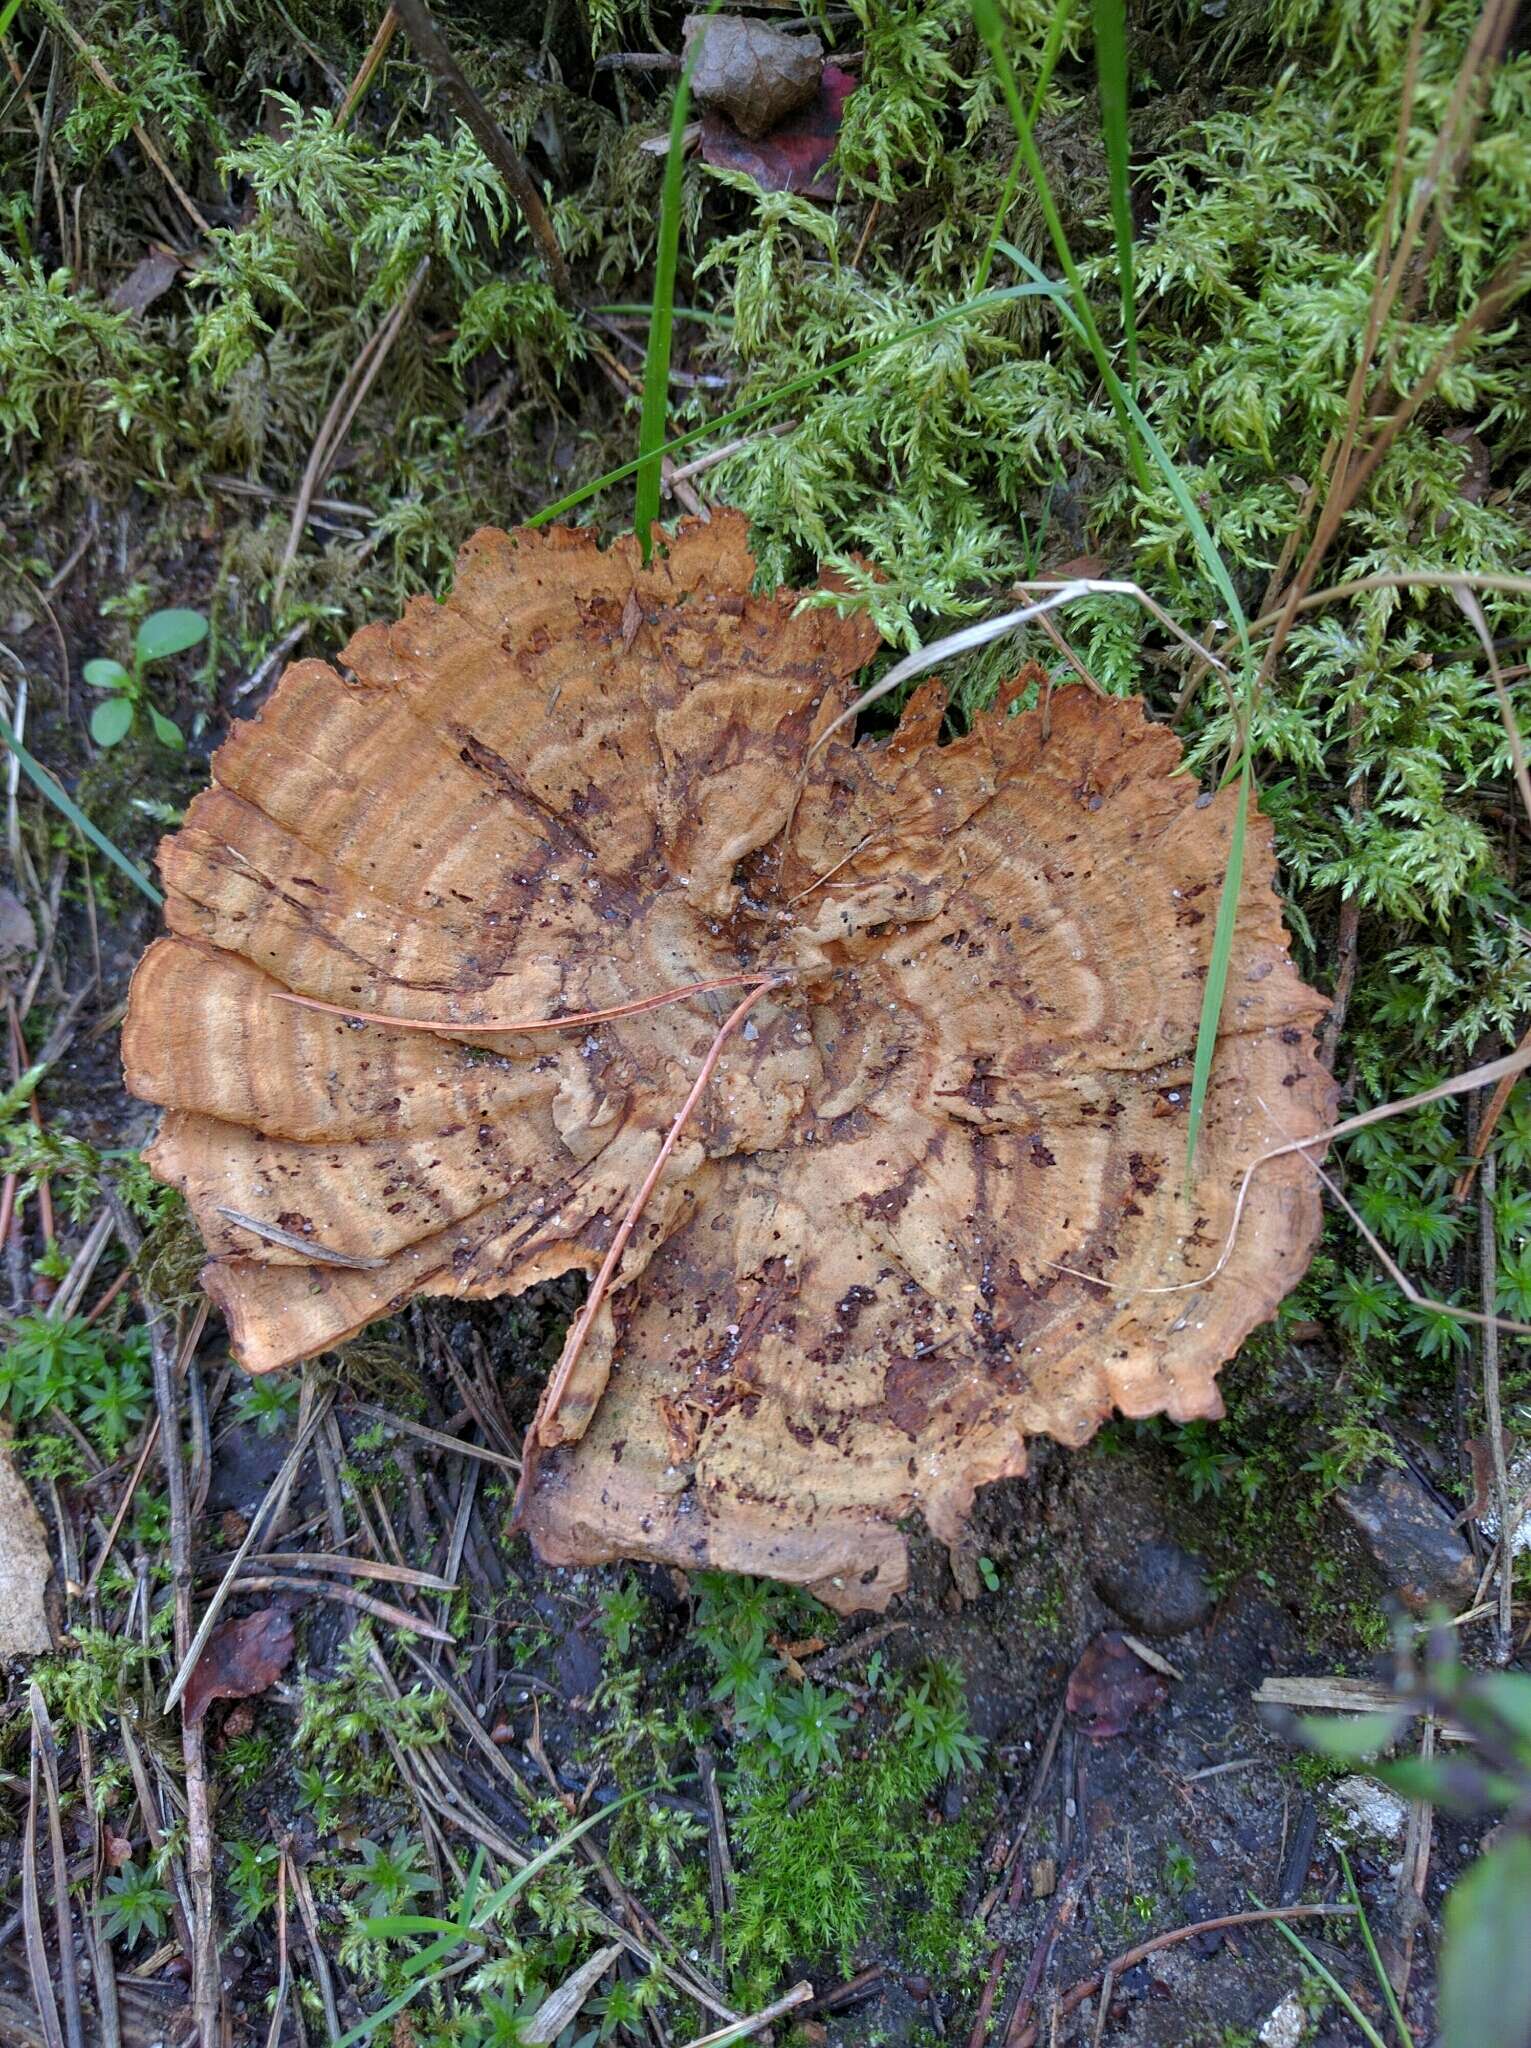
[
  {"left": 634, "top": 4, "right": 723, "bottom": 559},
  {"left": 974, "top": 0, "right": 1074, "bottom": 292},
  {"left": 353, "top": 1915, "right": 466, "bottom": 1942},
  {"left": 969, "top": 0, "right": 1149, "bottom": 492},
  {"left": 592, "top": 303, "right": 734, "bottom": 328},
  {"left": 469, "top": 1785, "right": 652, "bottom": 1926},
  {"left": 1184, "top": 755, "right": 1249, "bottom": 1181},
  {"left": 533, "top": 282, "right": 1066, "bottom": 528},
  {"left": 996, "top": 232, "right": 1252, "bottom": 1173},
  {"left": 0, "top": 713, "right": 163, "bottom": 905},
  {"left": 0, "top": 0, "right": 23, "bottom": 35},
  {"left": 1091, "top": 0, "right": 1139, "bottom": 392},
  {"left": 996, "top": 240, "right": 1248, "bottom": 652},
  {"left": 1256, "top": 1896, "right": 1391, "bottom": 2048},
  {"left": 1339, "top": 1849, "right": 1418, "bottom": 2048}
]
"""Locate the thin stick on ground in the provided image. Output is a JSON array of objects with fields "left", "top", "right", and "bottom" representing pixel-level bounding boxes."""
[
  {"left": 348, "top": 1399, "right": 521, "bottom": 1473},
  {"left": 275, "top": 970, "right": 782, "bottom": 1035},
  {"left": 27, "top": 1691, "right": 82, "bottom": 2048},
  {"left": 36, "top": 9, "right": 212, "bottom": 236},
  {"left": 103, "top": 1186, "right": 221, "bottom": 2048},
  {"left": 391, "top": 0, "right": 571, "bottom": 303},
  {"left": 75, "top": 1727, "right": 121, "bottom": 2048},
  {"left": 21, "top": 1702, "right": 63, "bottom": 2048},
  {"left": 272, "top": 255, "right": 430, "bottom": 610},
  {"left": 231, "top": 1571, "right": 455, "bottom": 1642},
  {"left": 263, "top": 1853, "right": 291, "bottom": 2048},
  {"left": 338, "top": 3, "right": 397, "bottom": 123},
  {"left": 163, "top": 1390, "right": 333, "bottom": 1713},
  {"left": 84, "top": 1299, "right": 206, "bottom": 1598},
  {"left": 1005, "top": 1905, "right": 1359, "bottom": 2048},
  {"left": 686, "top": 1983, "right": 813, "bottom": 2048},
  {"left": 1392, "top": 1719, "right": 1435, "bottom": 2008},
  {"left": 1478, "top": 1148, "right": 1515, "bottom": 1660}
]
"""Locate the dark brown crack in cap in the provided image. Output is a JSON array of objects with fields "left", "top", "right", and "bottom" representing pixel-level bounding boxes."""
[{"left": 124, "top": 512, "right": 1335, "bottom": 1611}]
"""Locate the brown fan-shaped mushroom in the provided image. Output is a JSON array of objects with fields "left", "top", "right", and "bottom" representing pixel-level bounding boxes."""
[{"left": 124, "top": 514, "right": 1334, "bottom": 1611}]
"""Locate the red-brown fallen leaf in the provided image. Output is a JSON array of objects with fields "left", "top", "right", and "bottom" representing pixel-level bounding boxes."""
[
  {"left": 102, "top": 1826, "right": 134, "bottom": 1871},
  {"left": 1066, "top": 1632, "right": 1168, "bottom": 1740},
  {"left": 699, "top": 64, "right": 856, "bottom": 198},
  {"left": 182, "top": 1606, "right": 294, "bottom": 1727}
]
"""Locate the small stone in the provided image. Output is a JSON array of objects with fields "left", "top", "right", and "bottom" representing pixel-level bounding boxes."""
[
  {"left": 1093, "top": 1540, "right": 1212, "bottom": 1637},
  {"left": 1032, "top": 1857, "right": 1057, "bottom": 1899},
  {"left": 1330, "top": 1775, "right": 1409, "bottom": 1843},
  {"left": 1259, "top": 1991, "right": 1305, "bottom": 2048},
  {"left": 1337, "top": 1465, "right": 1476, "bottom": 1613}
]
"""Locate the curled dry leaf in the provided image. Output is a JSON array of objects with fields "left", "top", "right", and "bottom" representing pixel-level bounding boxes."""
[
  {"left": 181, "top": 1605, "right": 295, "bottom": 1727},
  {"left": 124, "top": 513, "right": 1333, "bottom": 1612},
  {"left": 683, "top": 14, "right": 822, "bottom": 140}
]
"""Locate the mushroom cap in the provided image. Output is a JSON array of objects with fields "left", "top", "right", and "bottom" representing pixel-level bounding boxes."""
[{"left": 124, "top": 513, "right": 1334, "bottom": 1611}]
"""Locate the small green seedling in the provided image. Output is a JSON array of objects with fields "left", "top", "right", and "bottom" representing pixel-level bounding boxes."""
[{"left": 85, "top": 607, "right": 207, "bottom": 750}]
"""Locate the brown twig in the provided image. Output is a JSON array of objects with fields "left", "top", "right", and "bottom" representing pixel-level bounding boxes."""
[
  {"left": 82, "top": 1418, "right": 160, "bottom": 1600},
  {"left": 287, "top": 1854, "right": 341, "bottom": 2044},
  {"left": 40, "top": 9, "right": 212, "bottom": 236},
  {"left": 530, "top": 977, "right": 785, "bottom": 1450},
  {"left": 75, "top": 1729, "right": 120, "bottom": 2048},
  {"left": 1318, "top": 696, "right": 1369, "bottom": 1069},
  {"left": 1478, "top": 1148, "right": 1514, "bottom": 1659},
  {"left": 851, "top": 198, "right": 883, "bottom": 269},
  {"left": 3, "top": 32, "right": 68, "bottom": 259},
  {"left": 697, "top": 1749, "right": 734, "bottom": 1974},
  {"left": 163, "top": 1391, "right": 332, "bottom": 1713},
  {"left": 338, "top": 4, "right": 398, "bottom": 123},
  {"left": 233, "top": 1571, "right": 456, "bottom": 1641},
  {"left": 104, "top": 1189, "right": 222, "bottom": 2048},
  {"left": 271, "top": 256, "right": 430, "bottom": 610},
  {"left": 264, "top": 1854, "right": 291, "bottom": 2048},
  {"left": 252, "top": 1548, "right": 458, "bottom": 1593},
  {"left": 27, "top": 1691, "right": 82, "bottom": 2048},
  {"left": 1391, "top": 1717, "right": 1434, "bottom": 2005},
  {"left": 80, "top": 1262, "right": 134, "bottom": 1327},
  {"left": 1005, "top": 1905, "right": 1359, "bottom": 2048},
  {"left": 391, "top": 0, "right": 572, "bottom": 303},
  {"left": 688, "top": 1984, "right": 812, "bottom": 2047},
  {"left": 967, "top": 1704, "right": 1067, "bottom": 2048},
  {"left": 1454, "top": 1020, "right": 1531, "bottom": 1199},
  {"left": 20, "top": 1700, "right": 63, "bottom": 2048},
  {"left": 117, "top": 1720, "right": 196, "bottom": 1962}
]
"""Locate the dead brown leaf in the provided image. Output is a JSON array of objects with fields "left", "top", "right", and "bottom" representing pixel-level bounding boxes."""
[
  {"left": 124, "top": 512, "right": 1333, "bottom": 1611},
  {"left": 182, "top": 1606, "right": 294, "bottom": 1727},
  {"left": 1066, "top": 1632, "right": 1168, "bottom": 1740},
  {"left": 683, "top": 14, "right": 822, "bottom": 138},
  {"left": 109, "top": 247, "right": 182, "bottom": 316}
]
